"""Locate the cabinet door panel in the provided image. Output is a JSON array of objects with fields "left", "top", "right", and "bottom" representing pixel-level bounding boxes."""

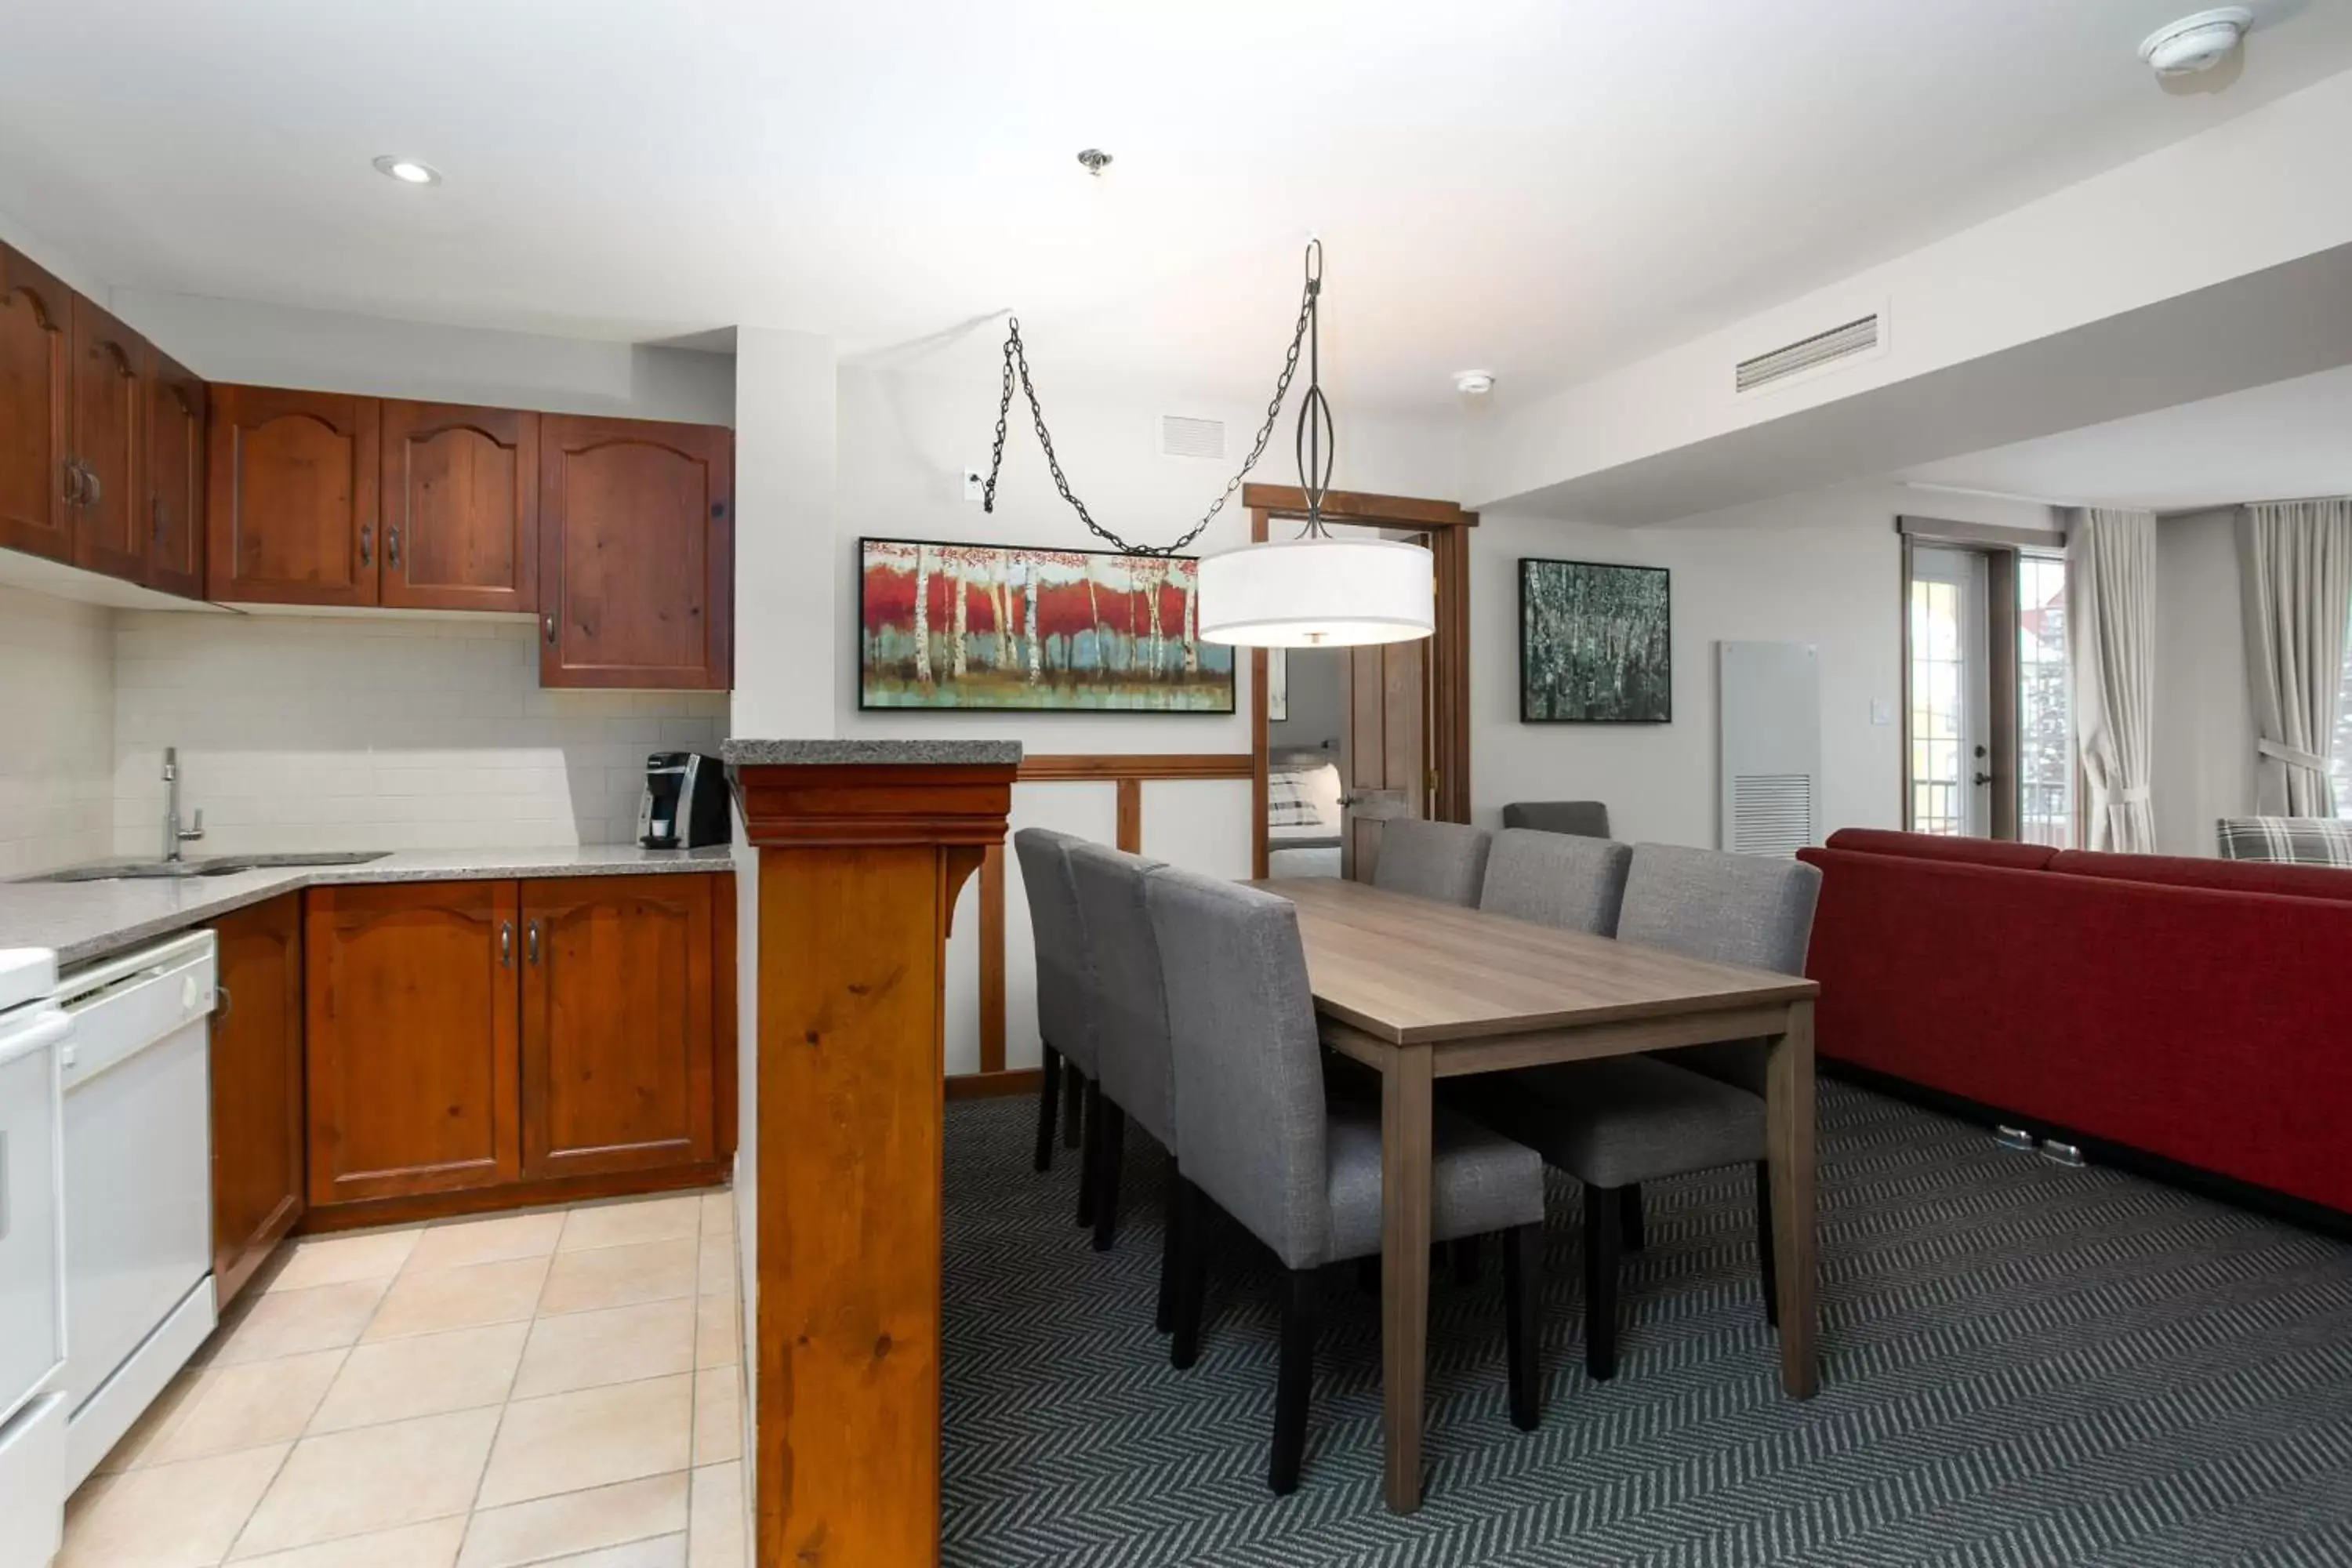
[
  {"left": 0, "top": 244, "right": 72, "bottom": 562},
  {"left": 208, "top": 385, "right": 380, "bottom": 605},
  {"left": 539, "top": 416, "right": 731, "bottom": 689},
  {"left": 146, "top": 350, "right": 206, "bottom": 598},
  {"left": 380, "top": 401, "right": 538, "bottom": 612},
  {"left": 521, "top": 874, "right": 714, "bottom": 1179},
  {"left": 68, "top": 294, "right": 148, "bottom": 581},
  {"left": 210, "top": 894, "right": 304, "bottom": 1307},
  {"left": 306, "top": 882, "right": 520, "bottom": 1206}
]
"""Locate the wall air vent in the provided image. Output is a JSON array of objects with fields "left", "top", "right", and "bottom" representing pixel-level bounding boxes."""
[
  {"left": 1160, "top": 415, "right": 1226, "bottom": 460},
  {"left": 1734, "top": 314, "right": 1880, "bottom": 395}
]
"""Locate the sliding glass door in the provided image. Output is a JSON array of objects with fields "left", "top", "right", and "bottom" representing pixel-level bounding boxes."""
[{"left": 1908, "top": 546, "right": 1990, "bottom": 837}]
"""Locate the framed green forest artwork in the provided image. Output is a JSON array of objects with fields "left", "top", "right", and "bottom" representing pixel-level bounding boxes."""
[{"left": 1519, "top": 558, "right": 1671, "bottom": 723}]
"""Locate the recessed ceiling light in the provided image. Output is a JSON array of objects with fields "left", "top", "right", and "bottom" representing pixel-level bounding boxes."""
[
  {"left": 372, "top": 155, "right": 442, "bottom": 186},
  {"left": 2139, "top": 8, "right": 2252, "bottom": 77}
]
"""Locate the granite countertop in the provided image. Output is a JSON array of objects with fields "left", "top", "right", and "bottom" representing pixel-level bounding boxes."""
[
  {"left": 721, "top": 739, "right": 1024, "bottom": 767},
  {"left": 1, "top": 845, "right": 735, "bottom": 969}
]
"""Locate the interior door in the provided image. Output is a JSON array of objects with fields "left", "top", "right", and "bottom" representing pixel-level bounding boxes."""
[
  {"left": 1907, "top": 544, "right": 1993, "bottom": 837},
  {"left": 520, "top": 874, "right": 714, "bottom": 1180},
  {"left": 67, "top": 295, "right": 148, "bottom": 581},
  {"left": 1340, "top": 534, "right": 1434, "bottom": 882},
  {"left": 379, "top": 400, "right": 539, "bottom": 612},
  {"left": 0, "top": 242, "right": 73, "bottom": 563},
  {"left": 145, "top": 350, "right": 206, "bottom": 598}
]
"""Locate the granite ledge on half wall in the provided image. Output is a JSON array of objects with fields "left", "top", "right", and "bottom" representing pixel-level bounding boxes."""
[{"left": 720, "top": 739, "right": 1024, "bottom": 768}]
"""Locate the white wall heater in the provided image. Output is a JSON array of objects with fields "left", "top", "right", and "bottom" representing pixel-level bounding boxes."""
[{"left": 1717, "top": 641, "right": 1820, "bottom": 856}]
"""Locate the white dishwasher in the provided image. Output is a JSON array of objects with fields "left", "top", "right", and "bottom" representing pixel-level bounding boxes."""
[
  {"left": 0, "top": 948, "right": 69, "bottom": 1568},
  {"left": 54, "top": 930, "right": 218, "bottom": 1492}
]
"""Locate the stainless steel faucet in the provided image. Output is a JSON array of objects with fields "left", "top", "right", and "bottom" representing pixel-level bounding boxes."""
[{"left": 162, "top": 747, "right": 205, "bottom": 862}]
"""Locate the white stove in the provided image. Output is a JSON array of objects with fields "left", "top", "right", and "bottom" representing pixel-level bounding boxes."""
[{"left": 0, "top": 946, "right": 67, "bottom": 1568}]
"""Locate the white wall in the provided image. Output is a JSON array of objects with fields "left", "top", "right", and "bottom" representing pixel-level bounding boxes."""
[
  {"left": 2154, "top": 508, "right": 2255, "bottom": 856},
  {"left": 1267, "top": 648, "right": 1348, "bottom": 757},
  {"left": 0, "top": 584, "right": 114, "bottom": 877},
  {"left": 1472, "top": 482, "right": 2056, "bottom": 848},
  {"left": 107, "top": 289, "right": 735, "bottom": 425},
  {"left": 110, "top": 612, "right": 724, "bottom": 856}
]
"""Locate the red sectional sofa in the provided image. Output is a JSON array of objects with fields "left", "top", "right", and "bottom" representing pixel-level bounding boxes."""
[{"left": 1797, "top": 828, "right": 2352, "bottom": 1221}]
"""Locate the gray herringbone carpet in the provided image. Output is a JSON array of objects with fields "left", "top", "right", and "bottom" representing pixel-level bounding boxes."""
[{"left": 941, "top": 1081, "right": 2352, "bottom": 1567}]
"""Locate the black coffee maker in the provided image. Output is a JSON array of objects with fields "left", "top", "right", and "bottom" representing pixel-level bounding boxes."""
[{"left": 638, "top": 753, "right": 731, "bottom": 849}]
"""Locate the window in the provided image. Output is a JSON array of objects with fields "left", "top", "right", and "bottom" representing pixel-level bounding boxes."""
[{"left": 1903, "top": 532, "right": 2073, "bottom": 848}]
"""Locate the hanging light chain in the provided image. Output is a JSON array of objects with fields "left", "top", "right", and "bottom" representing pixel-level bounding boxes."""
[{"left": 983, "top": 243, "right": 1323, "bottom": 557}]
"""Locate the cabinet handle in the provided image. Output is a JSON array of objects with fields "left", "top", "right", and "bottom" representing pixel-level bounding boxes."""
[
  {"left": 499, "top": 921, "right": 514, "bottom": 967},
  {"left": 526, "top": 920, "right": 541, "bottom": 966},
  {"left": 359, "top": 524, "right": 374, "bottom": 568},
  {"left": 387, "top": 524, "right": 401, "bottom": 570},
  {"left": 544, "top": 613, "right": 557, "bottom": 645},
  {"left": 214, "top": 983, "right": 232, "bottom": 1022},
  {"left": 82, "top": 465, "right": 100, "bottom": 507},
  {"left": 62, "top": 460, "right": 82, "bottom": 505}
]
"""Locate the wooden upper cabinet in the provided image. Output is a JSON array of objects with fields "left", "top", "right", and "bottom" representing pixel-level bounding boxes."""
[
  {"left": 379, "top": 401, "right": 538, "bottom": 612},
  {"left": 209, "top": 893, "right": 304, "bottom": 1308},
  {"left": 68, "top": 294, "right": 150, "bottom": 581},
  {"left": 208, "top": 384, "right": 381, "bottom": 605},
  {"left": 521, "top": 874, "right": 716, "bottom": 1180},
  {"left": 145, "top": 350, "right": 207, "bottom": 598},
  {"left": 0, "top": 243, "right": 74, "bottom": 563},
  {"left": 539, "top": 416, "right": 733, "bottom": 689},
  {"left": 304, "top": 881, "right": 521, "bottom": 1206}
]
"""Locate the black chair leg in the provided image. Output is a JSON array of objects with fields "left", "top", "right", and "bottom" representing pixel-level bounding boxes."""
[
  {"left": 1270, "top": 1267, "right": 1318, "bottom": 1495},
  {"left": 1075, "top": 1079, "right": 1102, "bottom": 1229},
  {"left": 1621, "top": 1184, "right": 1645, "bottom": 1253},
  {"left": 1171, "top": 1179, "right": 1210, "bottom": 1370},
  {"left": 1502, "top": 1221, "right": 1542, "bottom": 1431},
  {"left": 1453, "top": 1236, "right": 1480, "bottom": 1284},
  {"left": 1584, "top": 1183, "right": 1621, "bottom": 1381},
  {"left": 1091, "top": 1102, "right": 1127, "bottom": 1252},
  {"left": 1062, "top": 1062, "right": 1085, "bottom": 1149},
  {"left": 1033, "top": 1046, "right": 1061, "bottom": 1174},
  {"left": 1356, "top": 1255, "right": 1379, "bottom": 1294},
  {"left": 1755, "top": 1160, "right": 1779, "bottom": 1330},
  {"left": 1156, "top": 1150, "right": 1181, "bottom": 1334}
]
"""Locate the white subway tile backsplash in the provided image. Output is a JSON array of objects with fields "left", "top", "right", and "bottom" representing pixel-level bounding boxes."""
[
  {"left": 0, "top": 585, "right": 114, "bottom": 878},
  {"left": 111, "top": 612, "right": 726, "bottom": 857}
]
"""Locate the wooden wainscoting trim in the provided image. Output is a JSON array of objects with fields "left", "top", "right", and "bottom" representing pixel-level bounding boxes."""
[
  {"left": 946, "top": 1067, "right": 1043, "bottom": 1101},
  {"left": 1018, "top": 753, "right": 1254, "bottom": 782},
  {"left": 978, "top": 845, "right": 1006, "bottom": 1074}
]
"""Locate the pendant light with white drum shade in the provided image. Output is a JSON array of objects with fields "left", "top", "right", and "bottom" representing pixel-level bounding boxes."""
[{"left": 982, "top": 234, "right": 1434, "bottom": 650}]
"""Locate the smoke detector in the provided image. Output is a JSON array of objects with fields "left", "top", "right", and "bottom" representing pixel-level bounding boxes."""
[
  {"left": 2139, "top": 8, "right": 2252, "bottom": 77},
  {"left": 1454, "top": 370, "right": 1496, "bottom": 397}
]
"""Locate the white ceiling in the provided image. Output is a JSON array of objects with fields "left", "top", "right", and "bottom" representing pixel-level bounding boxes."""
[
  {"left": 1900, "top": 363, "right": 2352, "bottom": 513},
  {"left": 5, "top": 0, "right": 2351, "bottom": 411}
]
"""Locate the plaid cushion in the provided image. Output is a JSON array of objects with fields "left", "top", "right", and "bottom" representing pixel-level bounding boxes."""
[
  {"left": 1268, "top": 770, "right": 1325, "bottom": 829},
  {"left": 2216, "top": 815, "right": 2352, "bottom": 867}
]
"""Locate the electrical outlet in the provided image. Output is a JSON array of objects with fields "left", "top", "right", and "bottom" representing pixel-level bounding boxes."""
[{"left": 963, "top": 466, "right": 985, "bottom": 503}]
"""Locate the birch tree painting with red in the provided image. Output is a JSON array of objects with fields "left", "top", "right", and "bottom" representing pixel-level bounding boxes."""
[{"left": 858, "top": 538, "right": 1237, "bottom": 712}]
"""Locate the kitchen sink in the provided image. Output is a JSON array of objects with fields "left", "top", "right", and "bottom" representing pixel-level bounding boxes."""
[{"left": 25, "top": 851, "right": 390, "bottom": 884}]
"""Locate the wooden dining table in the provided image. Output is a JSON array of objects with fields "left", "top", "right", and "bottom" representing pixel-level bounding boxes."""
[{"left": 1253, "top": 876, "right": 1823, "bottom": 1515}]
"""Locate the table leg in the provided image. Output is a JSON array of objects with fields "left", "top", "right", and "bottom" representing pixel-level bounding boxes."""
[
  {"left": 1765, "top": 996, "right": 1819, "bottom": 1398},
  {"left": 1379, "top": 1043, "right": 1434, "bottom": 1512}
]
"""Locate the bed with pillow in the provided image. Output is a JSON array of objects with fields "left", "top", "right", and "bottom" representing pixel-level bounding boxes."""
[{"left": 1268, "top": 757, "right": 1345, "bottom": 877}]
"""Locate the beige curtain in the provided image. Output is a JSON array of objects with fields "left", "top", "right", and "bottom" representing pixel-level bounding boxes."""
[
  {"left": 2067, "top": 507, "right": 2158, "bottom": 852},
  {"left": 2238, "top": 499, "right": 2352, "bottom": 817}
]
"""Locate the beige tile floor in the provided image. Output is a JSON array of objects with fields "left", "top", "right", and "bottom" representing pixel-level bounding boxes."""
[{"left": 63, "top": 1189, "right": 746, "bottom": 1568}]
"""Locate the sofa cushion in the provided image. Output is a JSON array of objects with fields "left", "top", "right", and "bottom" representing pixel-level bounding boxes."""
[
  {"left": 2217, "top": 815, "right": 2352, "bottom": 868},
  {"left": 1818, "top": 828, "right": 2060, "bottom": 870},
  {"left": 2049, "top": 849, "right": 2352, "bottom": 905}
]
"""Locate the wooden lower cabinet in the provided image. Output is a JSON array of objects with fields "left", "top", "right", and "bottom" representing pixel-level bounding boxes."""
[
  {"left": 305, "top": 880, "right": 523, "bottom": 1207},
  {"left": 302, "top": 873, "right": 728, "bottom": 1226},
  {"left": 209, "top": 894, "right": 306, "bottom": 1307}
]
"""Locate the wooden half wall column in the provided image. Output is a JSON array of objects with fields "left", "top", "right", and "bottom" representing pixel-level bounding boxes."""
[{"left": 728, "top": 740, "right": 1021, "bottom": 1568}]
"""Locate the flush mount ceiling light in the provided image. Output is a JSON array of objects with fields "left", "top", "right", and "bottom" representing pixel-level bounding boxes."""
[
  {"left": 371, "top": 155, "right": 441, "bottom": 186},
  {"left": 2139, "top": 8, "right": 2253, "bottom": 76},
  {"left": 979, "top": 241, "right": 1434, "bottom": 648},
  {"left": 1454, "top": 370, "right": 1497, "bottom": 397}
]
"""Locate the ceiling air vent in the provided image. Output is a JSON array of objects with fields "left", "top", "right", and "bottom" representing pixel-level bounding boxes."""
[
  {"left": 1160, "top": 415, "right": 1226, "bottom": 460},
  {"left": 1734, "top": 314, "right": 1880, "bottom": 395}
]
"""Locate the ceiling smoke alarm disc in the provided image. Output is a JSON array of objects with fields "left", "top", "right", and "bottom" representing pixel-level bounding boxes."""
[{"left": 2138, "top": 8, "right": 2253, "bottom": 76}]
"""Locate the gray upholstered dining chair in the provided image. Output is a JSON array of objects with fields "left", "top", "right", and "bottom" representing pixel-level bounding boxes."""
[
  {"left": 1012, "top": 827, "right": 1102, "bottom": 1225},
  {"left": 1065, "top": 842, "right": 1183, "bottom": 1321},
  {"left": 1479, "top": 829, "right": 1632, "bottom": 935},
  {"left": 1455, "top": 843, "right": 1820, "bottom": 1381},
  {"left": 1370, "top": 818, "right": 1491, "bottom": 906},
  {"left": 1145, "top": 867, "right": 1547, "bottom": 1494},
  {"left": 1501, "top": 800, "right": 1612, "bottom": 839}
]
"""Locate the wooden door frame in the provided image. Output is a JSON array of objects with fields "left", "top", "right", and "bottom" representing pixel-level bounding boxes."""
[{"left": 1243, "top": 485, "right": 1475, "bottom": 879}]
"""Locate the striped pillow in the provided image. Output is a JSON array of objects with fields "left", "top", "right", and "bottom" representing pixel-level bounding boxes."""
[
  {"left": 2216, "top": 816, "right": 2352, "bottom": 867},
  {"left": 1268, "top": 770, "right": 1325, "bottom": 829}
]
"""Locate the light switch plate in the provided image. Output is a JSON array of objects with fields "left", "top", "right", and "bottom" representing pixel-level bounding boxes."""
[{"left": 1870, "top": 699, "right": 1893, "bottom": 726}]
